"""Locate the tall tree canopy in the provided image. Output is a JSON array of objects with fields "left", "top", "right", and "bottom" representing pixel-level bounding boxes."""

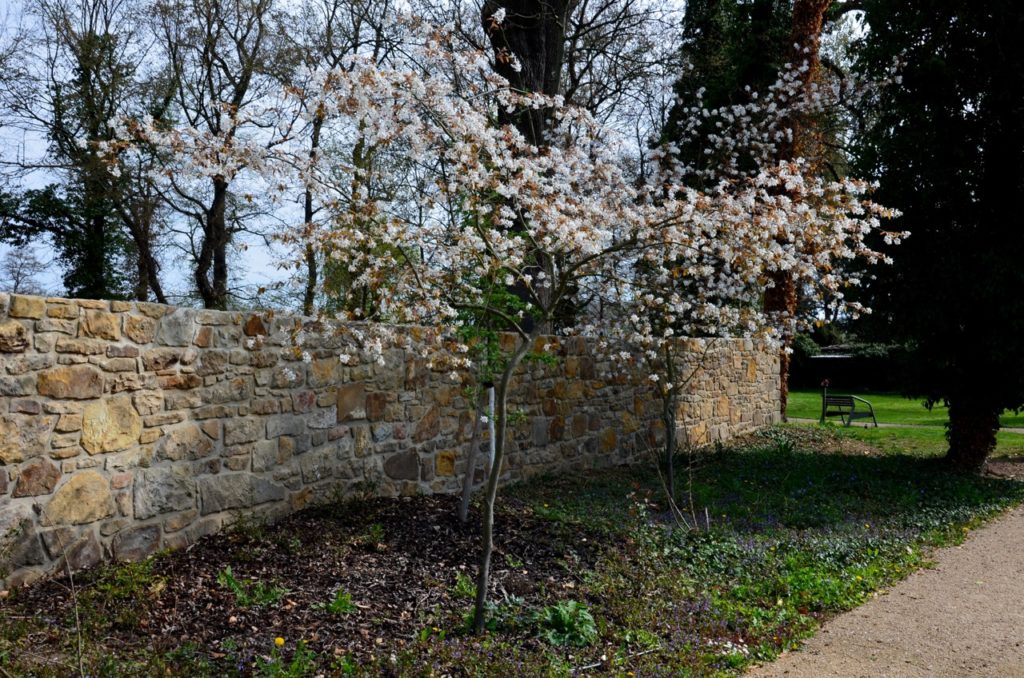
[{"left": 854, "top": 0, "right": 1024, "bottom": 471}]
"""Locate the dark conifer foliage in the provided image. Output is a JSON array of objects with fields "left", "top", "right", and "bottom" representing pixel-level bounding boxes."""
[{"left": 854, "top": 1, "right": 1024, "bottom": 471}]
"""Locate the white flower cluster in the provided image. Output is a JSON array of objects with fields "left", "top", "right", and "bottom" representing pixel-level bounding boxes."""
[{"left": 112, "top": 17, "right": 899, "bottom": 397}]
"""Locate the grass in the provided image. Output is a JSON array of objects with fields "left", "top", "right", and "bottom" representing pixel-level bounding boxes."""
[
  {"left": 831, "top": 424, "right": 1024, "bottom": 458},
  {"left": 2, "top": 425, "right": 1023, "bottom": 676},
  {"left": 788, "top": 389, "right": 1024, "bottom": 428}
]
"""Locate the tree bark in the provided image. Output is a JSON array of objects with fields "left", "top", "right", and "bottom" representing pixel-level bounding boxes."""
[
  {"left": 459, "top": 389, "right": 487, "bottom": 524},
  {"left": 197, "top": 176, "right": 230, "bottom": 310},
  {"left": 764, "top": 272, "right": 797, "bottom": 419},
  {"left": 482, "top": 1, "right": 578, "bottom": 333},
  {"left": 945, "top": 400, "right": 999, "bottom": 473},
  {"left": 302, "top": 115, "right": 325, "bottom": 316},
  {"left": 768, "top": 0, "right": 833, "bottom": 419},
  {"left": 473, "top": 334, "right": 533, "bottom": 634},
  {"left": 482, "top": 0, "right": 576, "bottom": 146}
]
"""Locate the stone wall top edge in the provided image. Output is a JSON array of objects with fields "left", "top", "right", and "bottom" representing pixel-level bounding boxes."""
[{"left": 0, "top": 292, "right": 776, "bottom": 350}]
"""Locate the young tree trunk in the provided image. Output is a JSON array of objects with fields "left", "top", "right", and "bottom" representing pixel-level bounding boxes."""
[
  {"left": 945, "top": 400, "right": 999, "bottom": 473},
  {"left": 662, "top": 392, "right": 677, "bottom": 504},
  {"left": 660, "top": 342, "right": 679, "bottom": 504},
  {"left": 473, "top": 335, "right": 533, "bottom": 633},
  {"left": 459, "top": 389, "right": 487, "bottom": 524}
]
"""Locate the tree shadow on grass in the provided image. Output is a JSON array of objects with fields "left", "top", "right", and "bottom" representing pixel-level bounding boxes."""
[{"left": 689, "top": 446, "right": 1024, "bottom": 535}]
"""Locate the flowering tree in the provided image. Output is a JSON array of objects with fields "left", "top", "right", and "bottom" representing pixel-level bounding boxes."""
[{"left": 114, "top": 15, "right": 900, "bottom": 631}]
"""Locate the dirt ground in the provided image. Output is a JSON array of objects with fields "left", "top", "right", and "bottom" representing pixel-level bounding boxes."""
[{"left": 747, "top": 503, "right": 1024, "bottom": 677}]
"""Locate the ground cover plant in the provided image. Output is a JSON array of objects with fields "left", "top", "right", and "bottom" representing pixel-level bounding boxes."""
[
  {"left": 787, "top": 390, "right": 1024, "bottom": 428},
  {"left": 3, "top": 426, "right": 1023, "bottom": 676}
]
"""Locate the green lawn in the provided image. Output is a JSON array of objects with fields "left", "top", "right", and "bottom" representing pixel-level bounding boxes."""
[
  {"left": 827, "top": 424, "right": 1024, "bottom": 458},
  {"left": 789, "top": 389, "right": 1024, "bottom": 429}
]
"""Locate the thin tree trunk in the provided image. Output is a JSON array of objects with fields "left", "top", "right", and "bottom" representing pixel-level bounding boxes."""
[
  {"left": 459, "top": 389, "right": 486, "bottom": 524},
  {"left": 945, "top": 399, "right": 999, "bottom": 473},
  {"left": 473, "top": 334, "right": 533, "bottom": 634},
  {"left": 302, "top": 116, "right": 324, "bottom": 316},
  {"left": 764, "top": 272, "right": 797, "bottom": 419},
  {"left": 662, "top": 393, "right": 677, "bottom": 504},
  {"left": 661, "top": 342, "right": 679, "bottom": 504}
]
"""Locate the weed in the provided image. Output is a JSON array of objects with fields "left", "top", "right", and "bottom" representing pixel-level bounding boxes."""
[
  {"left": 315, "top": 589, "right": 356, "bottom": 615},
  {"left": 216, "top": 566, "right": 287, "bottom": 608},
  {"left": 418, "top": 625, "right": 447, "bottom": 642},
  {"left": 255, "top": 638, "right": 316, "bottom": 678},
  {"left": 357, "top": 522, "right": 386, "bottom": 550},
  {"left": 452, "top": 572, "right": 476, "bottom": 600},
  {"left": 535, "top": 600, "right": 598, "bottom": 647},
  {"left": 331, "top": 653, "right": 357, "bottom": 675}
]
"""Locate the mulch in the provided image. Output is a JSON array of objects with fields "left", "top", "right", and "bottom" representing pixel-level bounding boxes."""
[{"left": 5, "top": 493, "right": 602, "bottom": 669}]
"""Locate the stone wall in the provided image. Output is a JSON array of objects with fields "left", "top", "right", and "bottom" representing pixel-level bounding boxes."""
[{"left": 0, "top": 293, "right": 779, "bottom": 588}]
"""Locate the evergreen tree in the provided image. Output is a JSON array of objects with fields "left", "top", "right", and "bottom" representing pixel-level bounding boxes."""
[
  {"left": 854, "top": 1, "right": 1024, "bottom": 471},
  {"left": 661, "top": 0, "right": 792, "bottom": 185}
]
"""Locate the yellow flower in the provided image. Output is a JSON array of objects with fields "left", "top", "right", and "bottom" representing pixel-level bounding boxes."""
[{"left": 275, "top": 637, "right": 285, "bottom": 647}]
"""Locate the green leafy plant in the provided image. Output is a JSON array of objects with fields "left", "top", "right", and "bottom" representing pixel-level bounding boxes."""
[
  {"left": 331, "top": 653, "right": 357, "bottom": 675},
  {"left": 321, "top": 589, "right": 356, "bottom": 615},
  {"left": 79, "top": 560, "right": 165, "bottom": 631},
  {"left": 256, "top": 639, "right": 316, "bottom": 678},
  {"left": 357, "top": 522, "right": 386, "bottom": 550},
  {"left": 452, "top": 572, "right": 476, "bottom": 600},
  {"left": 535, "top": 600, "right": 598, "bottom": 647},
  {"left": 418, "top": 626, "right": 447, "bottom": 642},
  {"left": 216, "top": 566, "right": 287, "bottom": 608}
]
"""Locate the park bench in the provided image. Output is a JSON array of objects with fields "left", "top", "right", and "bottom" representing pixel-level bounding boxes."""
[{"left": 819, "top": 390, "right": 878, "bottom": 427}]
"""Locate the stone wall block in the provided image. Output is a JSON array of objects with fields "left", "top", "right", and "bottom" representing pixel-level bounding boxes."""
[
  {"left": 40, "top": 471, "right": 114, "bottom": 526},
  {"left": 157, "top": 309, "right": 196, "bottom": 346},
  {"left": 12, "top": 458, "right": 62, "bottom": 497},
  {"left": 134, "top": 466, "right": 196, "bottom": 520},
  {"left": 383, "top": 450, "right": 419, "bottom": 481},
  {"left": 37, "top": 365, "right": 103, "bottom": 399},
  {"left": 79, "top": 311, "right": 121, "bottom": 340},
  {"left": 124, "top": 315, "right": 157, "bottom": 344},
  {"left": 0, "top": 414, "right": 57, "bottom": 464},
  {"left": 336, "top": 382, "right": 366, "bottom": 422},
  {"left": 0, "top": 319, "right": 29, "bottom": 352},
  {"left": 155, "top": 424, "right": 215, "bottom": 462},
  {"left": 81, "top": 398, "right": 142, "bottom": 454},
  {"left": 413, "top": 406, "right": 440, "bottom": 443},
  {"left": 9, "top": 295, "right": 45, "bottom": 319},
  {"left": 113, "top": 525, "right": 161, "bottom": 561},
  {"left": 55, "top": 338, "right": 107, "bottom": 355},
  {"left": 224, "top": 418, "right": 264, "bottom": 445}
]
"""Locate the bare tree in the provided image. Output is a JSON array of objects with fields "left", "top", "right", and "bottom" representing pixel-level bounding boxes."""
[
  {"left": 0, "top": 244, "right": 49, "bottom": 294},
  {"left": 0, "top": 0, "right": 168, "bottom": 302}
]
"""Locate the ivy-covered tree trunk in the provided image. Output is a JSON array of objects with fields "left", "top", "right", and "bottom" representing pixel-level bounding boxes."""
[{"left": 770, "top": 0, "right": 833, "bottom": 420}]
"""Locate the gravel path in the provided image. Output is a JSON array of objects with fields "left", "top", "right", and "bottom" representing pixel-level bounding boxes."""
[{"left": 747, "top": 505, "right": 1024, "bottom": 677}]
